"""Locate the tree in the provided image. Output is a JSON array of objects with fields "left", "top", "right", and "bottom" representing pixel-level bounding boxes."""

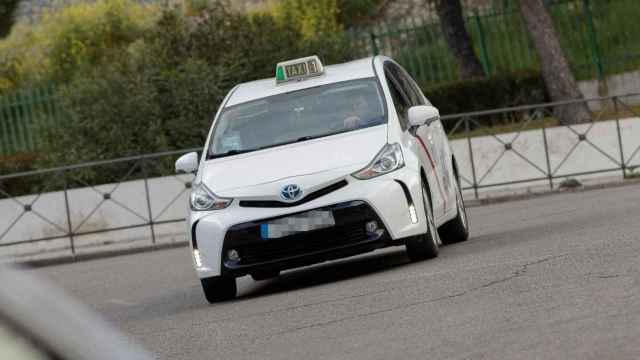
[
  {"left": 519, "top": 0, "right": 591, "bottom": 125},
  {"left": 0, "top": 0, "right": 20, "bottom": 38},
  {"left": 433, "top": 0, "right": 485, "bottom": 79}
]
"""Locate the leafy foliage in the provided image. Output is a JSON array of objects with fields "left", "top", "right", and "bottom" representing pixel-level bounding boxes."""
[
  {"left": 423, "top": 70, "right": 548, "bottom": 116},
  {"left": 34, "top": 1, "right": 353, "bottom": 167},
  {"left": 0, "top": 0, "right": 156, "bottom": 92}
]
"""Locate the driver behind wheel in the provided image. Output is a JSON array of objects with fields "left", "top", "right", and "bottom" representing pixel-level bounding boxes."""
[{"left": 343, "top": 95, "right": 370, "bottom": 130}]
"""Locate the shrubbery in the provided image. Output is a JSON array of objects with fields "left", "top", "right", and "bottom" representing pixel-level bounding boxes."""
[
  {"left": 0, "top": 152, "right": 41, "bottom": 197},
  {"left": 423, "top": 70, "right": 548, "bottom": 115},
  {"left": 23, "top": 0, "right": 352, "bottom": 167},
  {"left": 0, "top": 0, "right": 547, "bottom": 172},
  {"left": 0, "top": 0, "right": 156, "bottom": 92}
]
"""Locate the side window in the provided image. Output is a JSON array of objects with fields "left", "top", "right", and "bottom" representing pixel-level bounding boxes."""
[
  {"left": 403, "top": 69, "right": 433, "bottom": 107},
  {"left": 384, "top": 69, "right": 411, "bottom": 130},
  {"left": 390, "top": 63, "right": 425, "bottom": 107}
]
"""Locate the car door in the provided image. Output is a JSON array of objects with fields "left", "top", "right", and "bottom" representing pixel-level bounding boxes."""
[
  {"left": 383, "top": 62, "right": 447, "bottom": 219},
  {"left": 401, "top": 68, "right": 456, "bottom": 218}
]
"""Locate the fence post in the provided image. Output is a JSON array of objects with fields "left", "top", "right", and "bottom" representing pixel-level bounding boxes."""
[
  {"left": 473, "top": 9, "right": 491, "bottom": 75},
  {"left": 583, "top": 0, "right": 604, "bottom": 81},
  {"left": 613, "top": 97, "right": 626, "bottom": 178},
  {"left": 0, "top": 94, "right": 9, "bottom": 155},
  {"left": 542, "top": 125, "right": 553, "bottom": 190},
  {"left": 62, "top": 170, "right": 76, "bottom": 256},
  {"left": 369, "top": 31, "right": 379, "bottom": 56},
  {"left": 465, "top": 117, "right": 479, "bottom": 199},
  {"left": 142, "top": 158, "right": 156, "bottom": 244}
]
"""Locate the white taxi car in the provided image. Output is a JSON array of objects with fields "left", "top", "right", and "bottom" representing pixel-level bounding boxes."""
[{"left": 176, "top": 56, "right": 469, "bottom": 303}]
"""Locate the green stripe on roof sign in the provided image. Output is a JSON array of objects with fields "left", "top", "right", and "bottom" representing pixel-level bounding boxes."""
[{"left": 276, "top": 66, "right": 285, "bottom": 82}]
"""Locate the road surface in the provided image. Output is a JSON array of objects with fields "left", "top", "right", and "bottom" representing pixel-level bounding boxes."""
[{"left": 34, "top": 183, "right": 640, "bottom": 359}]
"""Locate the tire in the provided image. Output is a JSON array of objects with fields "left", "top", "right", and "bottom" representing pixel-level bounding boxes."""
[
  {"left": 406, "top": 178, "right": 439, "bottom": 261},
  {"left": 438, "top": 170, "right": 469, "bottom": 245},
  {"left": 200, "top": 276, "right": 237, "bottom": 303}
]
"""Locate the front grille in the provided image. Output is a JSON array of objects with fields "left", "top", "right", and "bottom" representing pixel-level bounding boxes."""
[
  {"left": 239, "top": 180, "right": 348, "bottom": 208},
  {"left": 223, "top": 201, "right": 385, "bottom": 267},
  {"left": 239, "top": 223, "right": 367, "bottom": 264}
]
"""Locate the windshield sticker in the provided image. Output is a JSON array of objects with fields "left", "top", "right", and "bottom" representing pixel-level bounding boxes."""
[{"left": 221, "top": 134, "right": 243, "bottom": 152}]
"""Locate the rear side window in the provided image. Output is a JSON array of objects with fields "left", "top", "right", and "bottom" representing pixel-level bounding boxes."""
[
  {"left": 384, "top": 69, "right": 411, "bottom": 131},
  {"left": 387, "top": 62, "right": 429, "bottom": 107}
]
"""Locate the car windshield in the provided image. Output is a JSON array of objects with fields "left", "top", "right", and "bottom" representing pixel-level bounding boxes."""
[{"left": 207, "top": 78, "right": 386, "bottom": 159}]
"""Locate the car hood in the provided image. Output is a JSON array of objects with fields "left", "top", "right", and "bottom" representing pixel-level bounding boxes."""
[{"left": 199, "top": 125, "right": 387, "bottom": 194}]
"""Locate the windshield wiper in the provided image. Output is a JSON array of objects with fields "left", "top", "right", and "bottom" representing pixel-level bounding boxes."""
[
  {"left": 207, "top": 134, "right": 337, "bottom": 159},
  {"left": 295, "top": 136, "right": 316, "bottom": 142},
  {"left": 207, "top": 148, "right": 258, "bottom": 160}
]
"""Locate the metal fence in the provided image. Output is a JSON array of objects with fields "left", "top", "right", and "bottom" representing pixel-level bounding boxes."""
[
  {"left": 0, "top": 149, "right": 197, "bottom": 258},
  {"left": 1, "top": 94, "right": 640, "bottom": 257},
  {"left": 349, "top": 0, "right": 640, "bottom": 85},
  {"left": 443, "top": 93, "right": 640, "bottom": 198},
  {"left": 0, "top": 86, "right": 60, "bottom": 155}
]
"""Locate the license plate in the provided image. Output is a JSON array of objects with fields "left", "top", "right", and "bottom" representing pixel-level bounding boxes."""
[{"left": 260, "top": 211, "right": 335, "bottom": 239}]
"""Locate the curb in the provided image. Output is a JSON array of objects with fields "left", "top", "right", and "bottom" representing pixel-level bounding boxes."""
[
  {"left": 464, "top": 177, "right": 640, "bottom": 207},
  {"left": 18, "top": 241, "right": 188, "bottom": 268}
]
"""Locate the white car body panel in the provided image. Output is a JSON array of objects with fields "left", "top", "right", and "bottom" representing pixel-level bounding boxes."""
[
  {"left": 184, "top": 56, "right": 462, "bottom": 279},
  {"left": 201, "top": 125, "right": 387, "bottom": 194}
]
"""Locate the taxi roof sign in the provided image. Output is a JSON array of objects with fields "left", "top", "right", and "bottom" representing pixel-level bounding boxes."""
[{"left": 275, "top": 56, "right": 324, "bottom": 84}]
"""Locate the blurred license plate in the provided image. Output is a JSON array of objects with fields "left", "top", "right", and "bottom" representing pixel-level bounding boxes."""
[{"left": 260, "top": 211, "right": 335, "bottom": 239}]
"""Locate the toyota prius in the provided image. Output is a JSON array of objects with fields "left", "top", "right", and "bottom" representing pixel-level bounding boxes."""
[{"left": 175, "top": 55, "right": 469, "bottom": 302}]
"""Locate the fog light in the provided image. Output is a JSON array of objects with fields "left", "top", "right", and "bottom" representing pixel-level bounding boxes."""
[
  {"left": 227, "top": 249, "right": 240, "bottom": 262},
  {"left": 408, "top": 204, "right": 418, "bottom": 224},
  {"left": 193, "top": 249, "right": 203, "bottom": 268},
  {"left": 366, "top": 221, "right": 378, "bottom": 233}
]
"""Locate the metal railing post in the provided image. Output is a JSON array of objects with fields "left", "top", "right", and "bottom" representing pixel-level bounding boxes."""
[
  {"left": 369, "top": 31, "right": 379, "bottom": 56},
  {"left": 613, "top": 97, "right": 626, "bottom": 177},
  {"left": 583, "top": 0, "right": 604, "bottom": 81},
  {"left": 62, "top": 170, "right": 75, "bottom": 256},
  {"left": 142, "top": 158, "right": 156, "bottom": 244},
  {"left": 542, "top": 125, "right": 553, "bottom": 189},
  {"left": 465, "top": 117, "right": 479, "bottom": 199}
]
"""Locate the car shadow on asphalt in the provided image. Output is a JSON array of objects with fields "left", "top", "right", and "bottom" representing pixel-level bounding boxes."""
[{"left": 238, "top": 247, "right": 411, "bottom": 300}]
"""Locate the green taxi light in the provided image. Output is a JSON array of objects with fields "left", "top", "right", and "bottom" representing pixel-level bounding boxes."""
[
  {"left": 276, "top": 66, "right": 286, "bottom": 82},
  {"left": 275, "top": 55, "right": 324, "bottom": 84}
]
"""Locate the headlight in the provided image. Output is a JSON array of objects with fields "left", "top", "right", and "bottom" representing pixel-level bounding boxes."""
[
  {"left": 190, "top": 183, "right": 232, "bottom": 211},
  {"left": 352, "top": 143, "right": 405, "bottom": 180}
]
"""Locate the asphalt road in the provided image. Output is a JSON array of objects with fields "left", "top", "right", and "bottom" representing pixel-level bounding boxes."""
[{"left": 34, "top": 183, "right": 640, "bottom": 360}]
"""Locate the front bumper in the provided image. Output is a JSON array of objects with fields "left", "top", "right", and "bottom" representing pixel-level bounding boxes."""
[
  {"left": 221, "top": 201, "right": 389, "bottom": 277},
  {"left": 189, "top": 166, "right": 427, "bottom": 279}
]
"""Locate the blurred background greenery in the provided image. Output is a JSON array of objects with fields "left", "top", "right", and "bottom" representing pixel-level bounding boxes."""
[{"left": 0, "top": 0, "right": 638, "bottom": 172}]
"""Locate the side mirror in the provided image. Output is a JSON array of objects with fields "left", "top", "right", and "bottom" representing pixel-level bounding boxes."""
[
  {"left": 408, "top": 105, "right": 440, "bottom": 128},
  {"left": 175, "top": 152, "right": 199, "bottom": 174}
]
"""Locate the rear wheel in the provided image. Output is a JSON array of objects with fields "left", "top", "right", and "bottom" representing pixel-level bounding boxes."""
[
  {"left": 438, "top": 170, "right": 469, "bottom": 245},
  {"left": 201, "top": 276, "right": 237, "bottom": 303},
  {"left": 406, "top": 178, "right": 439, "bottom": 261}
]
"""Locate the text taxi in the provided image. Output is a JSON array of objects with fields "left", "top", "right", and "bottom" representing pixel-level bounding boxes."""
[{"left": 175, "top": 56, "right": 469, "bottom": 302}]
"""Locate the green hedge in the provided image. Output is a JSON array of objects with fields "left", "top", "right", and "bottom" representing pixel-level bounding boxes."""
[
  {"left": 33, "top": 2, "right": 353, "bottom": 169},
  {"left": 0, "top": 153, "right": 41, "bottom": 197},
  {"left": 423, "top": 70, "right": 548, "bottom": 115}
]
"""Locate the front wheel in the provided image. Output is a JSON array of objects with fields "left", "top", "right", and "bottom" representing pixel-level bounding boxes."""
[
  {"left": 438, "top": 173, "right": 469, "bottom": 244},
  {"left": 201, "top": 276, "right": 237, "bottom": 303},
  {"left": 406, "top": 178, "right": 439, "bottom": 261}
]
